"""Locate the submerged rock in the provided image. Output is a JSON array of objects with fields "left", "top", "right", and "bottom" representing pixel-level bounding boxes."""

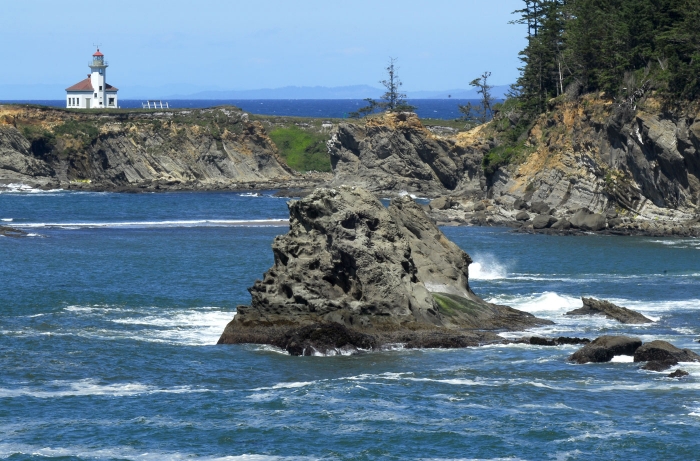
[
  {"left": 218, "top": 186, "right": 551, "bottom": 354},
  {"left": 566, "top": 297, "right": 653, "bottom": 324},
  {"left": 528, "top": 336, "right": 590, "bottom": 346},
  {"left": 569, "top": 335, "right": 642, "bottom": 364},
  {"left": 668, "top": 369, "right": 689, "bottom": 378},
  {"left": 0, "top": 225, "right": 28, "bottom": 238}
]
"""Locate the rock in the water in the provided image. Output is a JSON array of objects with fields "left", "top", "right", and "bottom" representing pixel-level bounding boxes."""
[
  {"left": 532, "top": 214, "right": 557, "bottom": 229},
  {"left": 634, "top": 340, "right": 700, "bottom": 363},
  {"left": 551, "top": 218, "right": 571, "bottom": 230},
  {"left": 429, "top": 196, "right": 453, "bottom": 210},
  {"left": 668, "top": 369, "right": 689, "bottom": 378},
  {"left": 570, "top": 208, "right": 607, "bottom": 231},
  {"left": 218, "top": 186, "right": 551, "bottom": 354},
  {"left": 566, "top": 297, "right": 653, "bottom": 324},
  {"left": 641, "top": 359, "right": 679, "bottom": 371},
  {"left": 516, "top": 211, "right": 530, "bottom": 221},
  {"left": 569, "top": 335, "right": 642, "bottom": 364},
  {"left": 529, "top": 336, "right": 590, "bottom": 346},
  {"left": 0, "top": 225, "right": 28, "bottom": 238}
]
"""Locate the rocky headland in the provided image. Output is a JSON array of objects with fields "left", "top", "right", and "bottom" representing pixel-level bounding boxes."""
[
  {"left": 0, "top": 104, "right": 329, "bottom": 192},
  {"left": 217, "top": 186, "right": 551, "bottom": 355},
  {"left": 327, "top": 100, "right": 700, "bottom": 237}
]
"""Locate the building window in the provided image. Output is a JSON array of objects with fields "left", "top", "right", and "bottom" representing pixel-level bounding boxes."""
[
  {"left": 94, "top": 93, "right": 97, "bottom": 97},
  {"left": 99, "top": 86, "right": 102, "bottom": 90},
  {"left": 109, "top": 98, "right": 115, "bottom": 106}
]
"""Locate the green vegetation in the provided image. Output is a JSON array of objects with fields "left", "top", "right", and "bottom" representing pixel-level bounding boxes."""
[
  {"left": 20, "top": 125, "right": 56, "bottom": 156},
  {"left": 512, "top": 0, "right": 700, "bottom": 114},
  {"left": 432, "top": 293, "right": 486, "bottom": 317},
  {"left": 482, "top": 142, "right": 532, "bottom": 176},
  {"left": 268, "top": 125, "right": 331, "bottom": 172}
]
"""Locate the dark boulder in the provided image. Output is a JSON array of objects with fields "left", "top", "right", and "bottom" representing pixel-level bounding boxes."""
[
  {"left": 532, "top": 214, "right": 557, "bottom": 229},
  {"left": 634, "top": 340, "right": 700, "bottom": 363},
  {"left": 641, "top": 359, "right": 679, "bottom": 371},
  {"left": 566, "top": 297, "right": 653, "bottom": 324},
  {"left": 570, "top": 208, "right": 607, "bottom": 231},
  {"left": 513, "top": 198, "right": 528, "bottom": 210},
  {"left": 551, "top": 218, "right": 571, "bottom": 230},
  {"left": 429, "top": 196, "right": 453, "bottom": 210},
  {"left": 569, "top": 335, "right": 642, "bottom": 364},
  {"left": 529, "top": 336, "right": 590, "bottom": 346},
  {"left": 516, "top": 211, "right": 530, "bottom": 221},
  {"left": 530, "top": 201, "right": 551, "bottom": 214},
  {"left": 668, "top": 369, "right": 689, "bottom": 378}
]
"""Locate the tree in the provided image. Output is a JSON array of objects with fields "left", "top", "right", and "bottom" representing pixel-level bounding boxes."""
[
  {"left": 458, "top": 71, "right": 495, "bottom": 124},
  {"left": 349, "top": 58, "right": 416, "bottom": 118}
]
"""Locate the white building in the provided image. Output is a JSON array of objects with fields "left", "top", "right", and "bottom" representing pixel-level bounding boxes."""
[{"left": 65, "top": 48, "right": 118, "bottom": 109}]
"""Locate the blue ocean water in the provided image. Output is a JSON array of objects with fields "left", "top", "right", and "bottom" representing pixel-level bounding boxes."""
[
  {"left": 2, "top": 189, "right": 700, "bottom": 460},
  {"left": 0, "top": 99, "right": 482, "bottom": 120}
]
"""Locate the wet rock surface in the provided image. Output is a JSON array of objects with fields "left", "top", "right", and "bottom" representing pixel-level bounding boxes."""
[
  {"left": 0, "top": 225, "right": 28, "bottom": 238},
  {"left": 218, "top": 186, "right": 551, "bottom": 354},
  {"left": 634, "top": 340, "right": 700, "bottom": 364},
  {"left": 566, "top": 297, "right": 653, "bottom": 324},
  {"left": 569, "top": 335, "right": 642, "bottom": 364}
]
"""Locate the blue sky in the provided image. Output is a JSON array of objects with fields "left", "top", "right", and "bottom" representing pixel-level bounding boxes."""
[{"left": 1, "top": 0, "right": 526, "bottom": 95}]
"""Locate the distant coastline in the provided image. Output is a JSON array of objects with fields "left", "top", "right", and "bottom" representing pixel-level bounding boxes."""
[{"left": 0, "top": 98, "right": 491, "bottom": 120}]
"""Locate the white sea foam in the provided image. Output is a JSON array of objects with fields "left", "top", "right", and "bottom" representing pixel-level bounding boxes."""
[
  {"left": 488, "top": 292, "right": 582, "bottom": 314},
  {"left": 0, "top": 444, "right": 312, "bottom": 461},
  {"left": 398, "top": 190, "right": 428, "bottom": 200},
  {"left": 0, "top": 379, "right": 206, "bottom": 399},
  {"left": 13, "top": 218, "right": 288, "bottom": 229},
  {"left": 610, "top": 355, "right": 635, "bottom": 363},
  {"left": 239, "top": 192, "right": 261, "bottom": 197},
  {"left": 0, "top": 183, "right": 63, "bottom": 194},
  {"left": 469, "top": 254, "right": 508, "bottom": 280},
  {"left": 63, "top": 304, "right": 235, "bottom": 346},
  {"left": 252, "top": 381, "right": 317, "bottom": 391},
  {"left": 1, "top": 218, "right": 12, "bottom": 222}
]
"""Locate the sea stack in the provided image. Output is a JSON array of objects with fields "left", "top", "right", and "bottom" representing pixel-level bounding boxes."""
[{"left": 218, "top": 186, "right": 551, "bottom": 355}]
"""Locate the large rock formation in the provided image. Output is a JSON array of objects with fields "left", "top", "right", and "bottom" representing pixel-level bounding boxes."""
[
  {"left": 569, "top": 335, "right": 642, "bottom": 364},
  {"left": 566, "top": 297, "right": 653, "bottom": 324},
  {"left": 634, "top": 340, "right": 700, "bottom": 370},
  {"left": 218, "top": 186, "right": 551, "bottom": 354},
  {"left": 327, "top": 112, "right": 485, "bottom": 197},
  {"left": 0, "top": 105, "right": 310, "bottom": 191}
]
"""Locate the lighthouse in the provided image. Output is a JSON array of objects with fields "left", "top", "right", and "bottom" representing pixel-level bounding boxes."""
[{"left": 65, "top": 48, "right": 119, "bottom": 109}]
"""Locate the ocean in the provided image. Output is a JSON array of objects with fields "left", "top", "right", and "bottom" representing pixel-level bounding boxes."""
[
  {"left": 0, "top": 99, "right": 484, "bottom": 120},
  {"left": 2, "top": 188, "right": 700, "bottom": 460}
]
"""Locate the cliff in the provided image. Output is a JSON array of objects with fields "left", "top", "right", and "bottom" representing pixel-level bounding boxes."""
[
  {"left": 218, "top": 186, "right": 551, "bottom": 355},
  {"left": 0, "top": 105, "right": 325, "bottom": 191},
  {"left": 328, "top": 112, "right": 486, "bottom": 196},
  {"left": 327, "top": 99, "right": 700, "bottom": 235}
]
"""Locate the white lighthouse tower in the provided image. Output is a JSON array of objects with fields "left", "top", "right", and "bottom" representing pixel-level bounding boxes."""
[{"left": 65, "top": 48, "right": 119, "bottom": 109}]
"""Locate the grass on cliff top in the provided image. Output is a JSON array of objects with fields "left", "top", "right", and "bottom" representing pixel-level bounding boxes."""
[{"left": 267, "top": 125, "right": 331, "bottom": 172}]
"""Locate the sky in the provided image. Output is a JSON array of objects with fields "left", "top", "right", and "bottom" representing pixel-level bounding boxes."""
[{"left": 0, "top": 0, "right": 527, "bottom": 96}]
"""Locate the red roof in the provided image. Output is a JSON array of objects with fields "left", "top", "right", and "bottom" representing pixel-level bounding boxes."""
[
  {"left": 93, "top": 49, "right": 104, "bottom": 57},
  {"left": 65, "top": 78, "right": 93, "bottom": 92},
  {"left": 65, "top": 78, "right": 119, "bottom": 92}
]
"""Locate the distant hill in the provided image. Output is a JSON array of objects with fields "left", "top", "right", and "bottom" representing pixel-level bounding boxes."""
[{"left": 0, "top": 84, "right": 512, "bottom": 101}]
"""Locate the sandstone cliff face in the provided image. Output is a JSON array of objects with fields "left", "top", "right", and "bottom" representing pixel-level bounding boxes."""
[
  {"left": 489, "top": 97, "right": 700, "bottom": 221},
  {"left": 328, "top": 112, "right": 486, "bottom": 197},
  {"left": 219, "top": 186, "right": 550, "bottom": 354},
  {"left": 0, "top": 105, "right": 298, "bottom": 190}
]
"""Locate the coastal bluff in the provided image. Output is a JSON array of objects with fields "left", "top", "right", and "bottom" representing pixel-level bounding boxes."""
[
  {"left": 218, "top": 186, "right": 551, "bottom": 355},
  {"left": 0, "top": 104, "right": 322, "bottom": 191}
]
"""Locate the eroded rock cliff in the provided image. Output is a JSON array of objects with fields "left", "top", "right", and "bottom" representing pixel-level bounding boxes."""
[
  {"left": 218, "top": 186, "right": 550, "bottom": 354},
  {"left": 0, "top": 105, "right": 318, "bottom": 191},
  {"left": 328, "top": 112, "right": 486, "bottom": 196}
]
